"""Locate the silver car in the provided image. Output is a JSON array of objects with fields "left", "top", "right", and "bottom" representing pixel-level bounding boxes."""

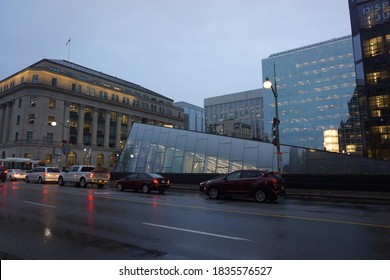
[
  {"left": 7, "top": 169, "right": 27, "bottom": 181},
  {"left": 25, "top": 167, "right": 61, "bottom": 184}
]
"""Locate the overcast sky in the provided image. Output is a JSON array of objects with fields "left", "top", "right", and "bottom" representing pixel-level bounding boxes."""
[{"left": 0, "top": 0, "right": 352, "bottom": 107}]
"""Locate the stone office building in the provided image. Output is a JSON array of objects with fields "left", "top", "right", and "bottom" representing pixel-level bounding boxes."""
[{"left": 0, "top": 59, "right": 185, "bottom": 167}]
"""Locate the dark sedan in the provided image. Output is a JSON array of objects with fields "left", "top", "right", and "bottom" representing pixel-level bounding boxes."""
[
  {"left": 116, "top": 173, "right": 170, "bottom": 194},
  {"left": 203, "top": 170, "right": 285, "bottom": 203}
]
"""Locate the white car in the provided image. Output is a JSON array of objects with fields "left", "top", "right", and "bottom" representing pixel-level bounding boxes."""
[
  {"left": 7, "top": 169, "right": 27, "bottom": 181},
  {"left": 25, "top": 167, "right": 61, "bottom": 184}
]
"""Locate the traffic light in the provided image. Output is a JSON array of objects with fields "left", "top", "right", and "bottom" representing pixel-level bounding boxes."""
[{"left": 272, "top": 117, "right": 280, "bottom": 146}]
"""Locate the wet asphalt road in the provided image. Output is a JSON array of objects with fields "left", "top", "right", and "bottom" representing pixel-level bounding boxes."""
[{"left": 1, "top": 181, "right": 390, "bottom": 260}]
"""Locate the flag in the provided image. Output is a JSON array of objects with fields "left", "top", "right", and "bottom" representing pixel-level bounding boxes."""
[{"left": 66, "top": 38, "right": 71, "bottom": 45}]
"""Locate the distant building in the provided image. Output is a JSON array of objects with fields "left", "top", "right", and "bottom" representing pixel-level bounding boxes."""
[
  {"left": 204, "top": 89, "right": 264, "bottom": 140},
  {"left": 174, "top": 101, "right": 205, "bottom": 132},
  {"left": 349, "top": 0, "right": 390, "bottom": 160},
  {"left": 0, "top": 59, "right": 185, "bottom": 167},
  {"left": 214, "top": 119, "right": 252, "bottom": 139},
  {"left": 262, "top": 35, "right": 361, "bottom": 153}
]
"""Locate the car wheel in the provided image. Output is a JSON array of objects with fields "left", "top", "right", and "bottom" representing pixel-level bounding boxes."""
[
  {"left": 25, "top": 176, "right": 30, "bottom": 183},
  {"left": 8, "top": 175, "right": 13, "bottom": 181},
  {"left": 254, "top": 189, "right": 267, "bottom": 203},
  {"left": 80, "top": 178, "right": 87, "bottom": 188},
  {"left": 142, "top": 185, "right": 150, "bottom": 193},
  {"left": 208, "top": 187, "right": 219, "bottom": 199},
  {"left": 58, "top": 176, "right": 64, "bottom": 186},
  {"left": 38, "top": 177, "right": 43, "bottom": 184},
  {"left": 117, "top": 184, "right": 123, "bottom": 191}
]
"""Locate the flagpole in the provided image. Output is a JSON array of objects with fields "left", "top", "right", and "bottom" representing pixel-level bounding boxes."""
[{"left": 66, "top": 37, "right": 71, "bottom": 61}]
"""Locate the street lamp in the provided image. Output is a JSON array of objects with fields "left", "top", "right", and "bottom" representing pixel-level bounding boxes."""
[
  {"left": 263, "top": 77, "right": 281, "bottom": 175},
  {"left": 51, "top": 120, "right": 70, "bottom": 167}
]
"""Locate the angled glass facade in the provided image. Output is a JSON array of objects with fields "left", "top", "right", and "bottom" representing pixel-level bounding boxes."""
[
  {"left": 114, "top": 123, "right": 390, "bottom": 175},
  {"left": 262, "top": 36, "right": 361, "bottom": 154}
]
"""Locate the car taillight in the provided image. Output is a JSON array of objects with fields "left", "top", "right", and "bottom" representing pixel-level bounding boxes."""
[
  {"left": 167, "top": 179, "right": 170, "bottom": 184},
  {"left": 153, "top": 179, "right": 159, "bottom": 185},
  {"left": 89, "top": 173, "right": 93, "bottom": 178},
  {"left": 44, "top": 172, "right": 48, "bottom": 177}
]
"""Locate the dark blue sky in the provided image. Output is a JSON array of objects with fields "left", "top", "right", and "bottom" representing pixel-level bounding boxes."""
[{"left": 0, "top": 0, "right": 351, "bottom": 106}]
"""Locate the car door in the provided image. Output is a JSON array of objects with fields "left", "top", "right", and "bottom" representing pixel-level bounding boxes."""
[
  {"left": 29, "top": 167, "right": 40, "bottom": 182},
  {"left": 238, "top": 171, "right": 261, "bottom": 194},
  {"left": 223, "top": 171, "right": 243, "bottom": 194},
  {"left": 123, "top": 173, "right": 138, "bottom": 189},
  {"left": 136, "top": 173, "right": 149, "bottom": 189}
]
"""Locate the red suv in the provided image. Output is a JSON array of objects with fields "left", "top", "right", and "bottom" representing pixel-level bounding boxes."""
[{"left": 203, "top": 170, "right": 285, "bottom": 203}]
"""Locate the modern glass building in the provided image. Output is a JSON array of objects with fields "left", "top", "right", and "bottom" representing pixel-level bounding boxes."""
[
  {"left": 174, "top": 101, "right": 205, "bottom": 132},
  {"left": 204, "top": 89, "right": 264, "bottom": 140},
  {"left": 114, "top": 123, "right": 390, "bottom": 175},
  {"left": 262, "top": 36, "right": 361, "bottom": 153},
  {"left": 349, "top": 0, "right": 390, "bottom": 160}
]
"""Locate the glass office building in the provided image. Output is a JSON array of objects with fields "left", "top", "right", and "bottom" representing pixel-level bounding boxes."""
[
  {"left": 114, "top": 123, "right": 390, "bottom": 175},
  {"left": 262, "top": 36, "right": 362, "bottom": 153},
  {"left": 174, "top": 102, "right": 205, "bottom": 132},
  {"left": 349, "top": 0, "right": 390, "bottom": 160},
  {"left": 204, "top": 89, "right": 264, "bottom": 140}
]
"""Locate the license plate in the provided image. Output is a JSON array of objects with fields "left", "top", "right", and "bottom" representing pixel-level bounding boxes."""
[{"left": 161, "top": 180, "right": 165, "bottom": 183}]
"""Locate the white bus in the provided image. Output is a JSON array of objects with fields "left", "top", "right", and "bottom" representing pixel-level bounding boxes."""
[{"left": 0, "top": 157, "right": 41, "bottom": 171}]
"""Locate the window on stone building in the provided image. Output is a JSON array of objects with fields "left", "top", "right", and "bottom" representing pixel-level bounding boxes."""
[
  {"left": 30, "top": 97, "right": 37, "bottom": 107},
  {"left": 49, "top": 99, "right": 56, "bottom": 109},
  {"left": 28, "top": 114, "right": 35, "bottom": 124}
]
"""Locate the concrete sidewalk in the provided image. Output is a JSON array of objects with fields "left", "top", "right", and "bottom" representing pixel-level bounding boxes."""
[{"left": 169, "top": 183, "right": 390, "bottom": 203}]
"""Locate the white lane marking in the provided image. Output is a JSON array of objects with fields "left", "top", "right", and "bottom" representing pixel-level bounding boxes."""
[
  {"left": 23, "top": 201, "right": 56, "bottom": 208},
  {"left": 143, "top": 222, "right": 250, "bottom": 241}
]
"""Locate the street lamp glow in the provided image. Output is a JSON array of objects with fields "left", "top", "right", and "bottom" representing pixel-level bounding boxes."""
[
  {"left": 51, "top": 121, "right": 57, "bottom": 127},
  {"left": 263, "top": 78, "right": 272, "bottom": 89}
]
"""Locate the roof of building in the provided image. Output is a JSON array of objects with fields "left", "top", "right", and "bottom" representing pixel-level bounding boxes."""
[
  {"left": 267, "top": 35, "right": 352, "bottom": 58},
  {"left": 30, "top": 59, "right": 173, "bottom": 101}
]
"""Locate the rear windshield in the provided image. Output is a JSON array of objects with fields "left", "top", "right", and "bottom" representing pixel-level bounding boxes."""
[
  {"left": 81, "top": 167, "right": 95, "bottom": 172},
  {"left": 149, "top": 173, "right": 164, "bottom": 178},
  {"left": 48, "top": 168, "right": 60, "bottom": 173}
]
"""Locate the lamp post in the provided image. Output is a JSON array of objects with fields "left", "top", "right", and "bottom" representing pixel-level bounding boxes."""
[
  {"left": 51, "top": 120, "right": 70, "bottom": 167},
  {"left": 263, "top": 77, "right": 281, "bottom": 175}
]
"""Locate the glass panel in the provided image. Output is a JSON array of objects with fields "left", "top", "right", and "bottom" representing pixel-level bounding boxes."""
[
  {"left": 136, "top": 148, "right": 147, "bottom": 168},
  {"left": 216, "top": 158, "right": 229, "bottom": 173},
  {"left": 206, "top": 135, "right": 219, "bottom": 155},
  {"left": 162, "top": 147, "right": 175, "bottom": 168},
  {"left": 218, "top": 143, "right": 231, "bottom": 159},
  {"left": 192, "top": 161, "right": 204, "bottom": 173},
  {"left": 205, "top": 155, "right": 217, "bottom": 173},
  {"left": 353, "top": 34, "right": 362, "bottom": 62},
  {"left": 229, "top": 161, "right": 243, "bottom": 172},
  {"left": 154, "top": 153, "right": 164, "bottom": 173},
  {"left": 243, "top": 147, "right": 258, "bottom": 168},
  {"left": 230, "top": 139, "right": 244, "bottom": 160},
  {"left": 172, "top": 156, "right": 183, "bottom": 173},
  {"left": 183, "top": 152, "right": 194, "bottom": 173}
]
